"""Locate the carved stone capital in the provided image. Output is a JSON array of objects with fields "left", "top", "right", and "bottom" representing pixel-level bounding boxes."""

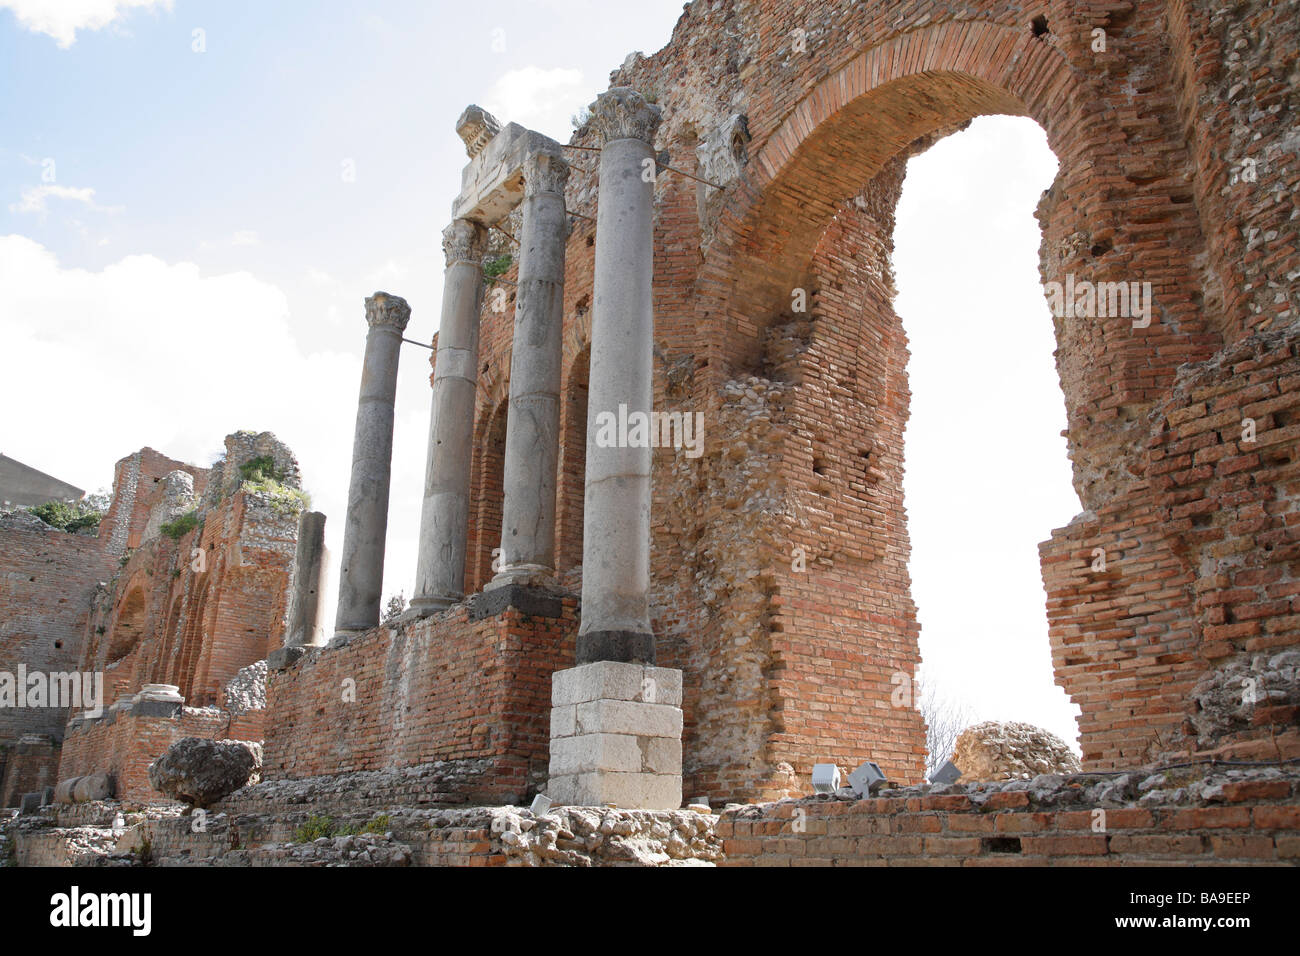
[
  {"left": 441, "top": 218, "right": 488, "bottom": 267},
  {"left": 365, "top": 291, "right": 411, "bottom": 331},
  {"left": 523, "top": 150, "right": 570, "bottom": 198},
  {"left": 591, "top": 87, "right": 662, "bottom": 145},
  {"left": 456, "top": 105, "right": 502, "bottom": 158}
]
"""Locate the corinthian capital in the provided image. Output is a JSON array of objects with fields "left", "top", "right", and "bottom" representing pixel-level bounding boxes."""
[
  {"left": 441, "top": 218, "right": 488, "bottom": 267},
  {"left": 523, "top": 150, "right": 570, "bottom": 198},
  {"left": 591, "top": 87, "right": 662, "bottom": 145},
  {"left": 365, "top": 292, "right": 411, "bottom": 331}
]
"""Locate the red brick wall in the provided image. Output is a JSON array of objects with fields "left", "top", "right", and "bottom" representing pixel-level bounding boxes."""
[
  {"left": 0, "top": 738, "right": 60, "bottom": 807},
  {"left": 0, "top": 517, "right": 115, "bottom": 746},
  {"left": 717, "top": 778, "right": 1300, "bottom": 866},
  {"left": 58, "top": 708, "right": 237, "bottom": 803},
  {"left": 262, "top": 599, "right": 578, "bottom": 805}
]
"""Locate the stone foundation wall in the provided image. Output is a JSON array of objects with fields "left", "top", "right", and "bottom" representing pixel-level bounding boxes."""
[
  {"left": 7, "top": 766, "right": 1295, "bottom": 867},
  {"left": 262, "top": 592, "right": 578, "bottom": 805}
]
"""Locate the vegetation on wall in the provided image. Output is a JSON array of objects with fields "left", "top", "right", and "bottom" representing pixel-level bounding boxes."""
[{"left": 28, "top": 495, "right": 108, "bottom": 534}]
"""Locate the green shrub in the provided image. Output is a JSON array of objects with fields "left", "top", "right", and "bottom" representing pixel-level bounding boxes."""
[
  {"left": 293, "top": 816, "right": 335, "bottom": 843},
  {"left": 29, "top": 498, "right": 105, "bottom": 534},
  {"left": 238, "top": 455, "right": 280, "bottom": 483},
  {"left": 159, "top": 510, "right": 200, "bottom": 540},
  {"left": 483, "top": 254, "right": 513, "bottom": 279}
]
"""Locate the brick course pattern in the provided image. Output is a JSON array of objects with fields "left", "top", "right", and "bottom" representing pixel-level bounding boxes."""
[{"left": 262, "top": 596, "right": 578, "bottom": 805}]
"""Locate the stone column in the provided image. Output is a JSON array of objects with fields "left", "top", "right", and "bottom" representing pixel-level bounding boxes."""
[
  {"left": 282, "top": 511, "right": 328, "bottom": 648},
  {"left": 410, "top": 219, "right": 488, "bottom": 614},
  {"left": 548, "top": 90, "right": 681, "bottom": 811},
  {"left": 578, "top": 88, "right": 663, "bottom": 665},
  {"left": 333, "top": 292, "right": 410, "bottom": 640},
  {"left": 488, "top": 150, "right": 570, "bottom": 591}
]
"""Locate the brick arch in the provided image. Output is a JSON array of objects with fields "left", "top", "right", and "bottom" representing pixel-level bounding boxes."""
[
  {"left": 684, "top": 17, "right": 1231, "bottom": 776},
  {"left": 701, "top": 21, "right": 1105, "bottom": 373},
  {"left": 104, "top": 580, "right": 149, "bottom": 667}
]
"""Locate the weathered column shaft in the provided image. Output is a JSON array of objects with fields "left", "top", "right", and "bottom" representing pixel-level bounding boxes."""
[
  {"left": 578, "top": 89, "right": 663, "bottom": 664},
  {"left": 334, "top": 292, "right": 410, "bottom": 637},
  {"left": 411, "top": 220, "right": 488, "bottom": 612},
  {"left": 285, "top": 510, "right": 328, "bottom": 647},
  {"left": 490, "top": 150, "right": 570, "bottom": 589}
]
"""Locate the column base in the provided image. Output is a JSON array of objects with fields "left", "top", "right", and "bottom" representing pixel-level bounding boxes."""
[
  {"left": 576, "top": 629, "right": 656, "bottom": 665},
  {"left": 328, "top": 630, "right": 364, "bottom": 649},
  {"left": 548, "top": 661, "right": 682, "bottom": 810},
  {"left": 406, "top": 592, "right": 461, "bottom": 618},
  {"left": 485, "top": 563, "right": 556, "bottom": 591}
]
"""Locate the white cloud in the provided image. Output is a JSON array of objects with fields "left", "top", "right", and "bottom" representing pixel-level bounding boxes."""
[
  {"left": 198, "top": 230, "right": 260, "bottom": 250},
  {"left": 10, "top": 183, "right": 120, "bottom": 215},
  {"left": 0, "top": 0, "right": 171, "bottom": 48},
  {"left": 481, "top": 66, "right": 592, "bottom": 143},
  {"left": 0, "top": 233, "right": 364, "bottom": 613}
]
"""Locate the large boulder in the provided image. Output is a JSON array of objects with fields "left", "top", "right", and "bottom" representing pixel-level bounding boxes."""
[
  {"left": 148, "top": 738, "right": 262, "bottom": 808},
  {"left": 951, "top": 721, "right": 1081, "bottom": 782}
]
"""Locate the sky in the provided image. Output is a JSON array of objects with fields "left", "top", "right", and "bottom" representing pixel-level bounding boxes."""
[{"left": 0, "top": 1, "right": 1082, "bottom": 750}]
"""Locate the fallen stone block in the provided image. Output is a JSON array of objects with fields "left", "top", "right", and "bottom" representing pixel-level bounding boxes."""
[{"left": 148, "top": 737, "right": 262, "bottom": 808}]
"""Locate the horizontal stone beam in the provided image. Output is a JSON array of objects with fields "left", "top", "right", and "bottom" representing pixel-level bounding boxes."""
[{"left": 452, "top": 122, "right": 565, "bottom": 226}]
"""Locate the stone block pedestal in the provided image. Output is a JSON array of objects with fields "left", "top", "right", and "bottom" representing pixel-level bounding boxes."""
[{"left": 548, "top": 661, "right": 683, "bottom": 809}]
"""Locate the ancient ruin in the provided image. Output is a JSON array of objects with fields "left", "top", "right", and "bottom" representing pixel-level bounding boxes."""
[{"left": 3, "top": 0, "right": 1299, "bottom": 867}]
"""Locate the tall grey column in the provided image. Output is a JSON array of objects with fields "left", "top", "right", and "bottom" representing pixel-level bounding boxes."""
[
  {"left": 578, "top": 88, "right": 662, "bottom": 664},
  {"left": 410, "top": 219, "right": 488, "bottom": 614},
  {"left": 285, "top": 511, "right": 328, "bottom": 647},
  {"left": 333, "top": 292, "right": 410, "bottom": 639},
  {"left": 488, "top": 150, "right": 570, "bottom": 591}
]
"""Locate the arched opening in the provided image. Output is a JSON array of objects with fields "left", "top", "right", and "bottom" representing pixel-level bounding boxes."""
[
  {"left": 467, "top": 398, "right": 508, "bottom": 593},
  {"left": 686, "top": 21, "right": 1222, "bottom": 789},
  {"left": 893, "top": 115, "right": 1083, "bottom": 764},
  {"left": 152, "top": 594, "right": 184, "bottom": 685},
  {"left": 176, "top": 577, "right": 210, "bottom": 702},
  {"left": 105, "top": 587, "right": 146, "bottom": 667},
  {"left": 557, "top": 344, "right": 590, "bottom": 577}
]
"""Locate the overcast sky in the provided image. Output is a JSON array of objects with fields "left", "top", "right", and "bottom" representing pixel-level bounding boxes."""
[{"left": 0, "top": 0, "right": 1081, "bottom": 750}]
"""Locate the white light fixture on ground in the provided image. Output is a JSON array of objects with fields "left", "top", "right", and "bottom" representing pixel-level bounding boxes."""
[
  {"left": 930, "top": 760, "right": 962, "bottom": 785},
  {"left": 811, "top": 763, "right": 840, "bottom": 793},
  {"left": 529, "top": 793, "right": 552, "bottom": 815},
  {"left": 848, "top": 760, "right": 885, "bottom": 797}
]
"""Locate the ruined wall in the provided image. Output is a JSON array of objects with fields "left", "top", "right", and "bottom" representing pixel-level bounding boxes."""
[
  {"left": 263, "top": 594, "right": 578, "bottom": 805},
  {"left": 264, "top": 0, "right": 1299, "bottom": 802},
  {"left": 0, "top": 512, "right": 116, "bottom": 746},
  {"left": 56, "top": 707, "right": 245, "bottom": 804},
  {"left": 76, "top": 432, "right": 300, "bottom": 709},
  {"left": 717, "top": 767, "right": 1300, "bottom": 866},
  {"left": 9, "top": 765, "right": 1295, "bottom": 868},
  {"left": 0, "top": 735, "right": 60, "bottom": 808}
]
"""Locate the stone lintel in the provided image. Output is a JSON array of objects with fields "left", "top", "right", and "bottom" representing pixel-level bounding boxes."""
[{"left": 453, "top": 123, "right": 565, "bottom": 226}]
